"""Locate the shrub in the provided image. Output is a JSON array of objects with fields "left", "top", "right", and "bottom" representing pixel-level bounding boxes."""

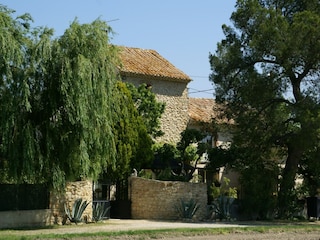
[
  {"left": 239, "top": 164, "right": 278, "bottom": 220},
  {"left": 209, "top": 177, "right": 237, "bottom": 221}
]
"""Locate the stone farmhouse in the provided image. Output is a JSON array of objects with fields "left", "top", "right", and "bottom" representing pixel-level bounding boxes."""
[
  {"left": 188, "top": 98, "right": 238, "bottom": 189},
  {"left": 119, "top": 46, "right": 238, "bottom": 190},
  {"left": 118, "top": 46, "right": 236, "bottom": 186},
  {"left": 188, "top": 97, "right": 232, "bottom": 148},
  {"left": 118, "top": 47, "right": 233, "bottom": 147},
  {"left": 118, "top": 46, "right": 191, "bottom": 143}
]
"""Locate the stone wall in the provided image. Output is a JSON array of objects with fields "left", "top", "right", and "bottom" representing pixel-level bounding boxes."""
[
  {"left": 123, "top": 77, "right": 189, "bottom": 144},
  {"left": 50, "top": 180, "right": 93, "bottom": 224},
  {"left": 129, "top": 177, "right": 207, "bottom": 220},
  {"left": 0, "top": 209, "right": 51, "bottom": 229}
]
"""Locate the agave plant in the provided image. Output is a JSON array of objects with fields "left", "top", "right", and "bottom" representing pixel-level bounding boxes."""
[
  {"left": 64, "top": 198, "right": 90, "bottom": 224},
  {"left": 210, "top": 195, "right": 235, "bottom": 221},
  {"left": 175, "top": 198, "right": 200, "bottom": 219},
  {"left": 92, "top": 202, "right": 110, "bottom": 222}
]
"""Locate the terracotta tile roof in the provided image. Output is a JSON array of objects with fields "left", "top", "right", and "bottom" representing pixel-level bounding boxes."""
[
  {"left": 118, "top": 46, "right": 191, "bottom": 83},
  {"left": 189, "top": 98, "right": 217, "bottom": 123},
  {"left": 189, "top": 98, "right": 234, "bottom": 125}
]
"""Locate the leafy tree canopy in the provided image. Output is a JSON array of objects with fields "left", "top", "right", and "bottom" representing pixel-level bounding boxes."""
[
  {"left": 108, "top": 81, "right": 153, "bottom": 180},
  {"left": 210, "top": 0, "right": 320, "bottom": 217},
  {"left": 0, "top": 6, "right": 119, "bottom": 189},
  {"left": 152, "top": 129, "right": 209, "bottom": 182},
  {"left": 126, "top": 83, "right": 165, "bottom": 139}
]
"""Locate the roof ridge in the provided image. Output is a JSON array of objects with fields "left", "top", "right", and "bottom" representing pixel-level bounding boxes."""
[{"left": 118, "top": 46, "right": 191, "bottom": 83}]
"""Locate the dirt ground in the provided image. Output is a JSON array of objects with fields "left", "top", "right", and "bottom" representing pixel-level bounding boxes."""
[{"left": 3, "top": 219, "right": 320, "bottom": 240}]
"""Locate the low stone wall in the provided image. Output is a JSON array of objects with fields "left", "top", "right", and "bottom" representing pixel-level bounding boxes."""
[
  {"left": 0, "top": 209, "right": 51, "bottom": 229},
  {"left": 0, "top": 181, "right": 93, "bottom": 228},
  {"left": 130, "top": 177, "right": 207, "bottom": 220},
  {"left": 50, "top": 180, "right": 93, "bottom": 224}
]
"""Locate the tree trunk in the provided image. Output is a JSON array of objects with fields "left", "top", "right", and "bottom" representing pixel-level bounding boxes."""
[{"left": 278, "top": 144, "right": 302, "bottom": 218}]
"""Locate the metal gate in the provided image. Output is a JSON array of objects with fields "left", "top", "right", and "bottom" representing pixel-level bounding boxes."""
[{"left": 110, "top": 179, "right": 131, "bottom": 219}]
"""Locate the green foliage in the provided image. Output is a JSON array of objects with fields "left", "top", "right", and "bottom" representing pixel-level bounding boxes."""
[
  {"left": 183, "top": 144, "right": 199, "bottom": 163},
  {"left": 210, "top": 0, "right": 320, "bottom": 217},
  {"left": 64, "top": 198, "right": 90, "bottom": 224},
  {"left": 155, "top": 168, "right": 185, "bottom": 182},
  {"left": 154, "top": 143, "right": 180, "bottom": 159},
  {"left": 177, "top": 129, "right": 205, "bottom": 151},
  {"left": 211, "top": 177, "right": 237, "bottom": 199},
  {"left": 137, "top": 169, "right": 153, "bottom": 179},
  {"left": 152, "top": 129, "right": 211, "bottom": 182},
  {"left": 126, "top": 83, "right": 165, "bottom": 138},
  {"left": 179, "top": 129, "right": 210, "bottom": 166},
  {"left": 299, "top": 145, "right": 320, "bottom": 197},
  {"left": 153, "top": 143, "right": 180, "bottom": 170},
  {"left": 92, "top": 202, "right": 110, "bottom": 222},
  {"left": 174, "top": 198, "right": 200, "bottom": 219},
  {"left": 152, "top": 143, "right": 189, "bottom": 181},
  {"left": 46, "top": 20, "right": 118, "bottom": 186},
  {"left": 0, "top": 5, "right": 51, "bottom": 184},
  {"left": 210, "top": 196, "right": 235, "bottom": 221},
  {"left": 105, "top": 82, "right": 164, "bottom": 181},
  {"left": 0, "top": 6, "right": 119, "bottom": 188},
  {"left": 207, "top": 146, "right": 238, "bottom": 170},
  {"left": 210, "top": 177, "right": 237, "bottom": 220},
  {"left": 108, "top": 82, "right": 153, "bottom": 181},
  {"left": 239, "top": 161, "right": 278, "bottom": 220}
]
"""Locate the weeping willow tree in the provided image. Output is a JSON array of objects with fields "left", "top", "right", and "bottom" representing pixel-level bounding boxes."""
[
  {"left": 0, "top": 6, "right": 46, "bottom": 183},
  {"left": 0, "top": 6, "right": 119, "bottom": 189}
]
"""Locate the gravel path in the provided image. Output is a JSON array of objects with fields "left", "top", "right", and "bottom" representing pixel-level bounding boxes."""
[{"left": 5, "top": 219, "right": 251, "bottom": 235}]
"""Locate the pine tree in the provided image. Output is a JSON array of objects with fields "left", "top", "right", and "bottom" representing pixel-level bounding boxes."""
[{"left": 210, "top": 0, "right": 320, "bottom": 217}]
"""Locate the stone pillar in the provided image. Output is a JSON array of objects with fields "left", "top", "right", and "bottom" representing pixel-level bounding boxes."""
[{"left": 50, "top": 180, "right": 93, "bottom": 224}]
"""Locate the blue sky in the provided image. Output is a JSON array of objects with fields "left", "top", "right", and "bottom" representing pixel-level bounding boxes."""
[{"left": 2, "top": 0, "right": 237, "bottom": 98}]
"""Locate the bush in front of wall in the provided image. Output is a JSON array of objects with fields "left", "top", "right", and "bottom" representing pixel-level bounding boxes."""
[{"left": 209, "top": 177, "right": 237, "bottom": 221}]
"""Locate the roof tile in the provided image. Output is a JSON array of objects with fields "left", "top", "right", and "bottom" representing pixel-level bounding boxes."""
[
  {"left": 189, "top": 98, "right": 234, "bottom": 125},
  {"left": 189, "top": 98, "right": 216, "bottom": 123},
  {"left": 118, "top": 46, "right": 191, "bottom": 82}
]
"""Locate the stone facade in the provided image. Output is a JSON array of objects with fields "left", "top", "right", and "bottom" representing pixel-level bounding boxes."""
[
  {"left": 50, "top": 180, "right": 93, "bottom": 224},
  {"left": 129, "top": 177, "right": 207, "bottom": 220},
  {"left": 123, "top": 77, "right": 189, "bottom": 143}
]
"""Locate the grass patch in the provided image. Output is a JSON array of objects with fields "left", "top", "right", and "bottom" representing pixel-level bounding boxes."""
[{"left": 0, "top": 222, "right": 320, "bottom": 240}]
